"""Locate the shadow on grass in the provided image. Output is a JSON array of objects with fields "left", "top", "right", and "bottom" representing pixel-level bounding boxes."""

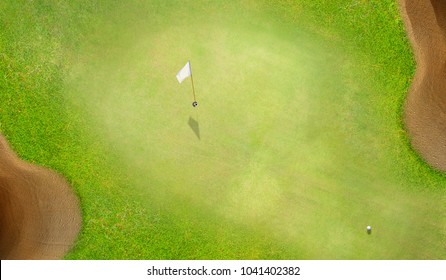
[{"left": 188, "top": 117, "right": 200, "bottom": 140}]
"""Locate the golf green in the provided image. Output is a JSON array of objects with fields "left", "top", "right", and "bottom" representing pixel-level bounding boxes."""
[{"left": 1, "top": 0, "right": 445, "bottom": 259}]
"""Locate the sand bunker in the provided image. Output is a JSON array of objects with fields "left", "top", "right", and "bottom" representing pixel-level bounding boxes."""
[
  {"left": 399, "top": 0, "right": 446, "bottom": 171},
  {"left": 0, "top": 135, "right": 81, "bottom": 259}
]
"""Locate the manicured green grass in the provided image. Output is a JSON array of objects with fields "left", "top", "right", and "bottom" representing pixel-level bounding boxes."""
[{"left": 1, "top": 0, "right": 444, "bottom": 259}]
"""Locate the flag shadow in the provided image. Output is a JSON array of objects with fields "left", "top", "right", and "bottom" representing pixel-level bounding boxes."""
[{"left": 188, "top": 117, "right": 200, "bottom": 140}]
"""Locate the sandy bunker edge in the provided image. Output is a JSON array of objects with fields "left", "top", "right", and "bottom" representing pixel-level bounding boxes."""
[
  {"left": 0, "top": 135, "right": 81, "bottom": 259},
  {"left": 399, "top": 0, "right": 446, "bottom": 171}
]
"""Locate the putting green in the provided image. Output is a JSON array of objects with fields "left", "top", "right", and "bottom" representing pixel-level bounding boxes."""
[
  {"left": 60, "top": 1, "right": 445, "bottom": 259},
  {"left": 1, "top": 0, "right": 444, "bottom": 259}
]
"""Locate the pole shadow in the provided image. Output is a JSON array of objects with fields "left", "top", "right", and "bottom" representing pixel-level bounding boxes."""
[{"left": 188, "top": 117, "right": 200, "bottom": 140}]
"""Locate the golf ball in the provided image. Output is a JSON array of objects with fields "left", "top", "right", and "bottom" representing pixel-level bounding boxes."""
[{"left": 367, "top": 226, "right": 371, "bottom": 231}]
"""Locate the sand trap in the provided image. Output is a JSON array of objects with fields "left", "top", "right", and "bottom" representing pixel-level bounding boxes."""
[
  {"left": 0, "top": 135, "right": 81, "bottom": 259},
  {"left": 399, "top": 0, "right": 446, "bottom": 171}
]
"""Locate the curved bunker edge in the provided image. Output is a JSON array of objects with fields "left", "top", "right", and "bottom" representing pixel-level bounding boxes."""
[
  {"left": 0, "top": 135, "right": 81, "bottom": 259},
  {"left": 399, "top": 0, "right": 446, "bottom": 171}
]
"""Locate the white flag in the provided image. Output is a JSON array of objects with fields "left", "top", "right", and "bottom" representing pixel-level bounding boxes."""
[{"left": 176, "top": 61, "right": 192, "bottom": 83}]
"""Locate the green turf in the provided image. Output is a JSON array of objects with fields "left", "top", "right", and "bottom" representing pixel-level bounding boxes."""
[{"left": 0, "top": 0, "right": 445, "bottom": 259}]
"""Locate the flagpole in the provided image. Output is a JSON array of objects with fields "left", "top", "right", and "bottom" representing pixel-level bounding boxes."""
[{"left": 189, "top": 60, "right": 197, "bottom": 107}]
